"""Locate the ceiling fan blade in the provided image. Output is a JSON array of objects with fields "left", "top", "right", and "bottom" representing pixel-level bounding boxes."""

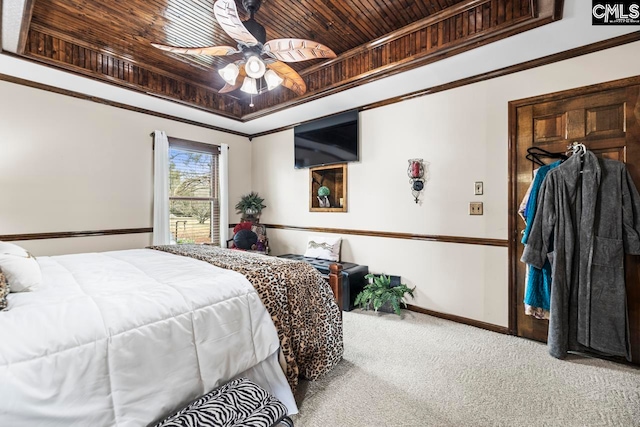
[
  {"left": 151, "top": 43, "right": 238, "bottom": 56},
  {"left": 219, "top": 64, "right": 247, "bottom": 94},
  {"left": 267, "top": 61, "right": 306, "bottom": 96},
  {"left": 213, "top": 0, "right": 259, "bottom": 47},
  {"left": 263, "top": 39, "right": 337, "bottom": 62}
]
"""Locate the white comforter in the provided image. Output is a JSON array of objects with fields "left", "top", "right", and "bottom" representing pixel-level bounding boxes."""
[{"left": 0, "top": 249, "right": 291, "bottom": 426}]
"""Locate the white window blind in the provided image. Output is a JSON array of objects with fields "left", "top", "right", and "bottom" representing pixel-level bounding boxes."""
[{"left": 168, "top": 137, "right": 220, "bottom": 245}]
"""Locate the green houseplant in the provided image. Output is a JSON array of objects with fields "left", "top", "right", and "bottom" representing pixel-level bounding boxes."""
[
  {"left": 235, "top": 192, "right": 266, "bottom": 221},
  {"left": 317, "top": 186, "right": 330, "bottom": 197},
  {"left": 355, "top": 273, "right": 415, "bottom": 315}
]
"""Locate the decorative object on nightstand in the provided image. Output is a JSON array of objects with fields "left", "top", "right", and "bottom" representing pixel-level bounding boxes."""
[
  {"left": 235, "top": 191, "right": 266, "bottom": 223},
  {"left": 408, "top": 158, "right": 426, "bottom": 203},
  {"left": 355, "top": 273, "right": 415, "bottom": 315}
]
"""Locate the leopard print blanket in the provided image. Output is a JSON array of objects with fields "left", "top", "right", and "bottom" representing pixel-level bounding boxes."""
[
  {"left": 150, "top": 245, "right": 343, "bottom": 391},
  {"left": 0, "top": 268, "right": 9, "bottom": 311}
]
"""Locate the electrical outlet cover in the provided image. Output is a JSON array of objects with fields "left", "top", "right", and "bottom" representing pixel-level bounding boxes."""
[{"left": 469, "top": 202, "right": 483, "bottom": 215}]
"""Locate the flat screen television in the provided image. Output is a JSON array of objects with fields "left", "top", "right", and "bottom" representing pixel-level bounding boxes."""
[{"left": 294, "top": 110, "right": 359, "bottom": 168}]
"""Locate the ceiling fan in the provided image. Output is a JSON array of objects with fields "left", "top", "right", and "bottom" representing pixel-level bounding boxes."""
[{"left": 152, "top": 0, "right": 336, "bottom": 101}]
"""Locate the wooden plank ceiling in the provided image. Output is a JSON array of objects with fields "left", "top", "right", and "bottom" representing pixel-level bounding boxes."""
[{"left": 21, "top": 0, "right": 562, "bottom": 121}]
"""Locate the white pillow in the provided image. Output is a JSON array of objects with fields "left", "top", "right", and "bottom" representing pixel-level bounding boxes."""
[
  {"left": 0, "top": 243, "right": 41, "bottom": 292},
  {"left": 304, "top": 236, "right": 342, "bottom": 262},
  {"left": 0, "top": 242, "right": 29, "bottom": 256}
]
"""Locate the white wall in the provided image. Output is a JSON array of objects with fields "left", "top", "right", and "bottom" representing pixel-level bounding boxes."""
[
  {"left": 252, "top": 41, "right": 640, "bottom": 327},
  {"left": 0, "top": 80, "right": 251, "bottom": 255}
]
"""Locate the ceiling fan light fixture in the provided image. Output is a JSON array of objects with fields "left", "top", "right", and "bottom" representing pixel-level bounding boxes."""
[
  {"left": 218, "top": 63, "right": 240, "bottom": 85},
  {"left": 245, "top": 55, "right": 266, "bottom": 79},
  {"left": 153, "top": 0, "right": 333, "bottom": 98},
  {"left": 240, "top": 77, "right": 258, "bottom": 94},
  {"left": 264, "top": 69, "right": 284, "bottom": 90}
]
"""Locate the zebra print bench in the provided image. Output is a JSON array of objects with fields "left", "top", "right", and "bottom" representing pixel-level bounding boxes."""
[{"left": 153, "top": 378, "right": 294, "bottom": 427}]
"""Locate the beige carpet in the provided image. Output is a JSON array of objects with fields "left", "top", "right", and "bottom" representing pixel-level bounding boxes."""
[{"left": 292, "top": 310, "right": 640, "bottom": 427}]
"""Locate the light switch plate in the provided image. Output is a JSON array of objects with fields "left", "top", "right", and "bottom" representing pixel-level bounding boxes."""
[
  {"left": 469, "top": 202, "right": 483, "bottom": 215},
  {"left": 474, "top": 181, "right": 483, "bottom": 195}
]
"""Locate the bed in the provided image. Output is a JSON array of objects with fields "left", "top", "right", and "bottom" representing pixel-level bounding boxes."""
[{"left": 0, "top": 246, "right": 343, "bottom": 426}]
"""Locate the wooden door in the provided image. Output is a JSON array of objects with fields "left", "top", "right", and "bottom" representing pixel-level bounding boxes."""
[{"left": 511, "top": 79, "right": 640, "bottom": 363}]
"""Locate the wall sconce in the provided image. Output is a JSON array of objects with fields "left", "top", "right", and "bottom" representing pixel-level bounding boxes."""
[{"left": 407, "top": 158, "right": 425, "bottom": 203}]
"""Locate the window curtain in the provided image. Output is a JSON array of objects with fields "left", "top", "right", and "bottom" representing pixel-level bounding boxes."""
[
  {"left": 153, "top": 130, "right": 171, "bottom": 245},
  {"left": 219, "top": 143, "right": 229, "bottom": 247}
]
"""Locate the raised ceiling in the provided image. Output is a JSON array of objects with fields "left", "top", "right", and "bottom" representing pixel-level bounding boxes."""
[{"left": 18, "top": 0, "right": 562, "bottom": 121}]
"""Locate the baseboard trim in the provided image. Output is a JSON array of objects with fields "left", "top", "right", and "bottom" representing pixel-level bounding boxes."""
[
  {"left": 0, "top": 227, "right": 153, "bottom": 241},
  {"left": 263, "top": 223, "right": 508, "bottom": 247},
  {"left": 406, "top": 304, "right": 510, "bottom": 335}
]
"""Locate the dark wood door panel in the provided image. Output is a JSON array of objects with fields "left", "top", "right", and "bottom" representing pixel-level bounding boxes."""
[
  {"left": 513, "top": 82, "right": 640, "bottom": 363},
  {"left": 591, "top": 146, "right": 626, "bottom": 162},
  {"left": 533, "top": 113, "right": 567, "bottom": 144},
  {"left": 530, "top": 90, "right": 629, "bottom": 145},
  {"left": 586, "top": 103, "right": 626, "bottom": 139},
  {"left": 532, "top": 88, "right": 627, "bottom": 116}
]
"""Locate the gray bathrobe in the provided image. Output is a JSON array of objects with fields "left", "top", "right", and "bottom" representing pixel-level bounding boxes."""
[{"left": 521, "top": 151, "right": 640, "bottom": 360}]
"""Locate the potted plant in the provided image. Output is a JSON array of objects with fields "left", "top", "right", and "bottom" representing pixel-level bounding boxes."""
[
  {"left": 235, "top": 192, "right": 267, "bottom": 223},
  {"left": 354, "top": 273, "right": 415, "bottom": 315},
  {"left": 317, "top": 185, "right": 330, "bottom": 208}
]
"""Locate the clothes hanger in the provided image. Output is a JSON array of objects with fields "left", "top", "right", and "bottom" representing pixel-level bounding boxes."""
[
  {"left": 566, "top": 142, "right": 587, "bottom": 155},
  {"left": 527, "top": 146, "right": 569, "bottom": 159},
  {"left": 573, "top": 143, "right": 587, "bottom": 156},
  {"left": 526, "top": 146, "right": 568, "bottom": 166},
  {"left": 567, "top": 142, "right": 587, "bottom": 173},
  {"left": 526, "top": 152, "right": 546, "bottom": 166}
]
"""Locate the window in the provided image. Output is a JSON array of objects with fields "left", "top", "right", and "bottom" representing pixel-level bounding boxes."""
[{"left": 168, "top": 137, "right": 220, "bottom": 245}]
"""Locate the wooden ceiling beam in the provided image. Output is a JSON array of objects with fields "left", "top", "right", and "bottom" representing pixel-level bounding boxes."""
[
  {"left": 302, "top": 0, "right": 488, "bottom": 77},
  {"left": 22, "top": 28, "right": 246, "bottom": 119},
  {"left": 27, "top": 23, "right": 227, "bottom": 91}
]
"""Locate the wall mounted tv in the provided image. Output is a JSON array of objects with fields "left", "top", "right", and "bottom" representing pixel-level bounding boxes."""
[{"left": 294, "top": 110, "right": 359, "bottom": 168}]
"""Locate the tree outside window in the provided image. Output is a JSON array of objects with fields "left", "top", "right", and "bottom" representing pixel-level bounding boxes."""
[{"left": 168, "top": 142, "right": 219, "bottom": 244}]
